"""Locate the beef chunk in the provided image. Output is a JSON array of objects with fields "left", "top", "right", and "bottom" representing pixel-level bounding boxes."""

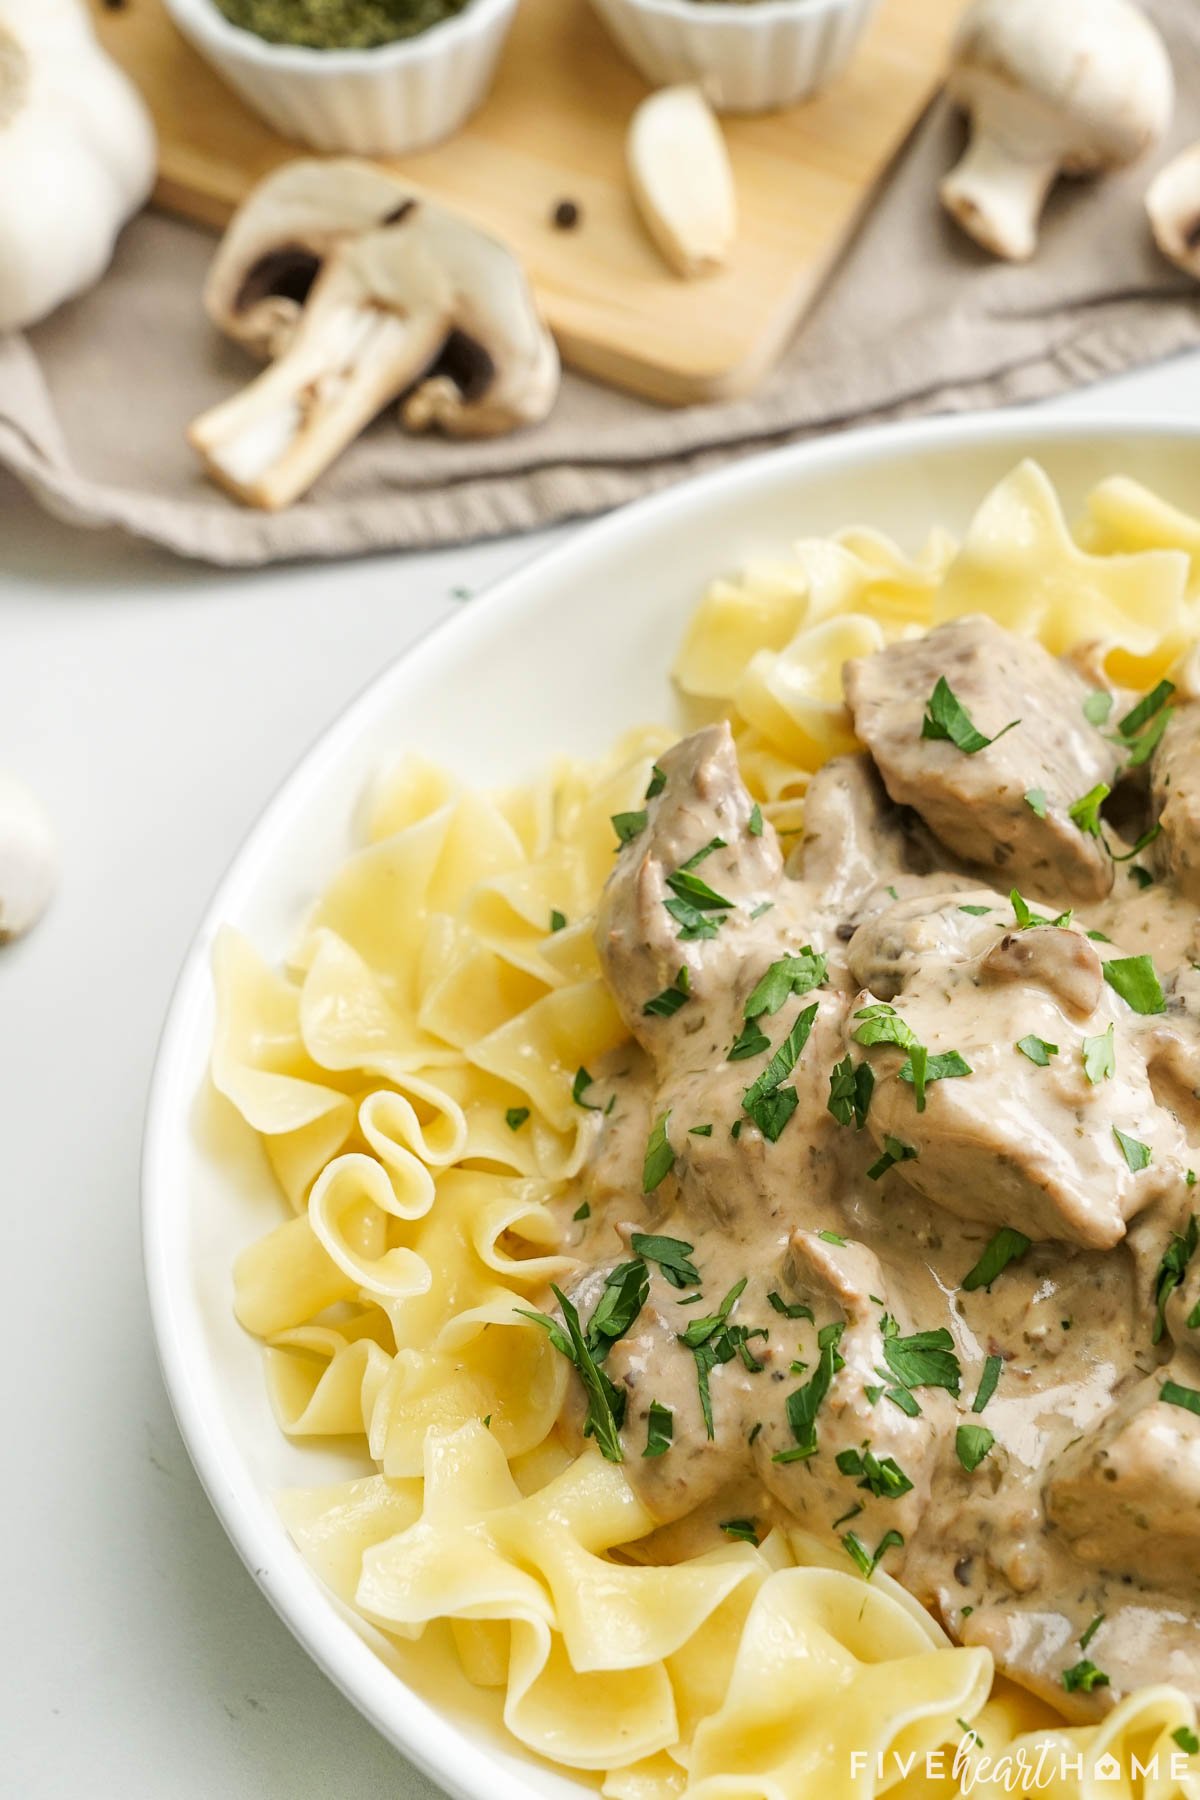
[{"left": 844, "top": 615, "right": 1121, "bottom": 904}]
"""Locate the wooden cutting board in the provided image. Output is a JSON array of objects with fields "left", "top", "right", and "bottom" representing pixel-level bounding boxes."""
[{"left": 91, "top": 0, "right": 965, "bottom": 405}]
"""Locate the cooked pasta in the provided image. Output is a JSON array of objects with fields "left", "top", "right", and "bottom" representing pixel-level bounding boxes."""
[{"left": 214, "top": 462, "right": 1200, "bottom": 1796}]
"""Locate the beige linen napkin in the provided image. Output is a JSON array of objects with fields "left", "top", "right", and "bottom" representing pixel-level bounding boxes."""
[{"left": 2, "top": 0, "right": 1199, "bottom": 565}]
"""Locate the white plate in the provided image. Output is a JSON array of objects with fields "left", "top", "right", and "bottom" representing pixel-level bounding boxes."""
[{"left": 142, "top": 411, "right": 1200, "bottom": 1800}]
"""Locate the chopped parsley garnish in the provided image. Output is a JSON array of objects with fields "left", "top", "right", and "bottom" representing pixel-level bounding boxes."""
[
  {"left": 1025, "top": 788, "right": 1048, "bottom": 819},
  {"left": 899, "top": 1048, "right": 972, "bottom": 1089},
  {"left": 853, "top": 1003, "right": 932, "bottom": 1110},
  {"left": 1087, "top": 929, "right": 1113, "bottom": 943},
  {"left": 748, "top": 803, "right": 764, "bottom": 837},
  {"left": 631, "top": 1232, "right": 700, "bottom": 1289},
  {"left": 1129, "top": 865, "right": 1155, "bottom": 890},
  {"left": 1161, "top": 1379, "right": 1200, "bottom": 1417},
  {"left": 680, "top": 836, "right": 726, "bottom": 871},
  {"left": 664, "top": 866, "right": 735, "bottom": 940},
  {"left": 1062, "top": 1660, "right": 1110, "bottom": 1695},
  {"left": 506, "top": 1106, "right": 530, "bottom": 1131},
  {"left": 955, "top": 1423, "right": 995, "bottom": 1473},
  {"left": 741, "top": 1003, "right": 818, "bottom": 1142},
  {"left": 1068, "top": 782, "right": 1110, "bottom": 838},
  {"left": 612, "top": 809, "right": 647, "bottom": 844},
  {"left": 1152, "top": 1216, "right": 1198, "bottom": 1345},
  {"left": 1079, "top": 1613, "right": 1105, "bottom": 1652},
  {"left": 818, "top": 1230, "right": 846, "bottom": 1246},
  {"left": 959, "top": 904, "right": 993, "bottom": 917},
  {"left": 573, "top": 1066, "right": 601, "bottom": 1109},
  {"left": 719, "top": 1518, "right": 760, "bottom": 1544},
  {"left": 642, "top": 1111, "right": 676, "bottom": 1192},
  {"left": 1011, "top": 888, "right": 1073, "bottom": 930},
  {"left": 961, "top": 1227, "right": 1031, "bottom": 1293},
  {"left": 835, "top": 1444, "right": 914, "bottom": 1499},
  {"left": 549, "top": 909, "right": 567, "bottom": 932},
  {"left": 1103, "top": 953, "right": 1166, "bottom": 1014},
  {"left": 679, "top": 1279, "right": 764, "bottom": 1439},
  {"left": 744, "top": 949, "right": 828, "bottom": 1018},
  {"left": 643, "top": 966, "right": 691, "bottom": 1018},
  {"left": 1016, "top": 1034, "right": 1058, "bottom": 1066},
  {"left": 1111, "top": 821, "right": 1163, "bottom": 863},
  {"left": 689, "top": 1123, "right": 713, "bottom": 1138},
  {"left": 1117, "top": 679, "right": 1174, "bottom": 767},
  {"left": 1083, "top": 690, "right": 1113, "bottom": 725},
  {"left": 679, "top": 1277, "right": 747, "bottom": 1349},
  {"left": 881, "top": 1319, "right": 962, "bottom": 1397},
  {"left": 866, "top": 1136, "right": 917, "bottom": 1182},
  {"left": 972, "top": 1354, "right": 1002, "bottom": 1413},
  {"left": 842, "top": 1528, "right": 904, "bottom": 1580},
  {"left": 922, "top": 677, "right": 1018, "bottom": 755},
  {"left": 775, "top": 1321, "right": 844, "bottom": 1463},
  {"left": 643, "top": 1400, "right": 673, "bottom": 1458},
  {"left": 573, "top": 1200, "right": 590, "bottom": 1221},
  {"left": 828, "top": 1054, "right": 875, "bottom": 1129},
  {"left": 1173, "top": 1728, "right": 1200, "bottom": 1756},
  {"left": 1114, "top": 1126, "right": 1152, "bottom": 1173},
  {"left": 768, "top": 1290, "right": 814, "bottom": 1322},
  {"left": 1082, "top": 1024, "right": 1115, "bottom": 1084},
  {"left": 881, "top": 1384, "right": 921, "bottom": 1418},
  {"left": 588, "top": 1260, "right": 651, "bottom": 1353},
  {"left": 729, "top": 1018, "right": 771, "bottom": 1062},
  {"left": 516, "top": 1284, "right": 625, "bottom": 1462},
  {"left": 645, "top": 764, "right": 666, "bottom": 800},
  {"left": 749, "top": 901, "right": 774, "bottom": 920}
]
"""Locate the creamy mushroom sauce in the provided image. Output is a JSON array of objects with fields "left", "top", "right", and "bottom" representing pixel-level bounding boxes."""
[{"left": 549, "top": 614, "right": 1200, "bottom": 1720}]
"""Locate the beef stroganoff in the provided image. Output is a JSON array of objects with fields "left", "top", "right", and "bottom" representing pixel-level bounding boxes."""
[{"left": 213, "top": 461, "right": 1200, "bottom": 1797}]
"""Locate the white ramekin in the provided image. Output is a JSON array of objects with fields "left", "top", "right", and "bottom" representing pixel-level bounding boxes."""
[
  {"left": 161, "top": 0, "right": 519, "bottom": 156},
  {"left": 588, "top": 0, "right": 882, "bottom": 114}
]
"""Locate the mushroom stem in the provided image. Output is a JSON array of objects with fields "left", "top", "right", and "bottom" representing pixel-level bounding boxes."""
[
  {"left": 940, "top": 130, "right": 1060, "bottom": 263},
  {"left": 191, "top": 177, "right": 560, "bottom": 509},
  {"left": 189, "top": 301, "right": 444, "bottom": 510}
]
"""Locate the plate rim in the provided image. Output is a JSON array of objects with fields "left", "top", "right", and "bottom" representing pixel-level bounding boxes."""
[{"left": 141, "top": 406, "right": 1200, "bottom": 1800}]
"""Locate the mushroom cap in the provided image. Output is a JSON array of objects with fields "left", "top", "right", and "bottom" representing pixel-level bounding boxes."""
[
  {"left": 947, "top": 0, "right": 1173, "bottom": 175},
  {"left": 189, "top": 186, "right": 560, "bottom": 508},
  {"left": 0, "top": 772, "right": 56, "bottom": 942},
  {"left": 205, "top": 157, "right": 415, "bottom": 360},
  {"left": 1147, "top": 142, "right": 1200, "bottom": 279}
]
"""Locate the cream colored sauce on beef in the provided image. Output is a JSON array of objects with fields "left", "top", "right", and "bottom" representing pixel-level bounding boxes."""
[{"left": 549, "top": 615, "right": 1200, "bottom": 1719}]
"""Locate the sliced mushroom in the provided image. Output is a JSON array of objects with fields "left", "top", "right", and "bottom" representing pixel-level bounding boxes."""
[
  {"left": 940, "top": 0, "right": 1172, "bottom": 262},
  {"left": 1146, "top": 143, "right": 1200, "bottom": 279},
  {"left": 0, "top": 774, "right": 56, "bottom": 942},
  {"left": 190, "top": 166, "right": 560, "bottom": 510},
  {"left": 627, "top": 86, "right": 736, "bottom": 279},
  {"left": 203, "top": 158, "right": 412, "bottom": 362}
]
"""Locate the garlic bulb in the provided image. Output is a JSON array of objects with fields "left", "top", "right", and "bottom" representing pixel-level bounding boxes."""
[
  {"left": 0, "top": 774, "right": 57, "bottom": 942},
  {"left": 0, "top": 0, "right": 156, "bottom": 333}
]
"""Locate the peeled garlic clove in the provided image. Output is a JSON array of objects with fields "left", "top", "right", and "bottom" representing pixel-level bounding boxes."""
[
  {"left": 628, "top": 85, "right": 737, "bottom": 279},
  {"left": 0, "top": 774, "right": 57, "bottom": 942}
]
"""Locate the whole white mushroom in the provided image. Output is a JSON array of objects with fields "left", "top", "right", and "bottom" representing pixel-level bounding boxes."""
[
  {"left": 0, "top": 0, "right": 156, "bottom": 332},
  {"left": 0, "top": 775, "right": 57, "bottom": 942},
  {"left": 940, "top": 0, "right": 1172, "bottom": 262},
  {"left": 1146, "top": 143, "right": 1200, "bottom": 280}
]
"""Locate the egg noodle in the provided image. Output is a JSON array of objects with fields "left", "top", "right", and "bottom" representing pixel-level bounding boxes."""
[{"left": 213, "top": 462, "right": 1200, "bottom": 1798}]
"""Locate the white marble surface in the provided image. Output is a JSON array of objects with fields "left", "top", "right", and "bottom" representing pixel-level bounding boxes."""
[{"left": 2, "top": 351, "right": 1198, "bottom": 1798}]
